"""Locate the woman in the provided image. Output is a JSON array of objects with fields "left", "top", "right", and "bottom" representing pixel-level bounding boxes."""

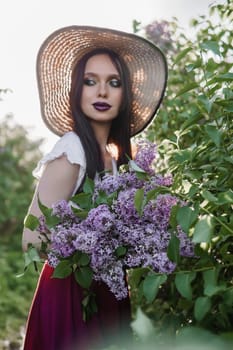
[{"left": 22, "top": 26, "right": 167, "bottom": 350}]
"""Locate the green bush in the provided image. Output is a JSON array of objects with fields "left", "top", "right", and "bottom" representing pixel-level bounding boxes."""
[
  {"left": 129, "top": 0, "right": 233, "bottom": 344},
  {"left": 0, "top": 115, "right": 43, "bottom": 341}
]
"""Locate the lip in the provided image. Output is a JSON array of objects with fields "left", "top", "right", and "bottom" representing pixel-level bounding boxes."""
[{"left": 93, "top": 102, "right": 111, "bottom": 111}]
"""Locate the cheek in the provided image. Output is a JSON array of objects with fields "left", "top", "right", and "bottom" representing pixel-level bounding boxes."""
[{"left": 80, "top": 90, "right": 88, "bottom": 110}]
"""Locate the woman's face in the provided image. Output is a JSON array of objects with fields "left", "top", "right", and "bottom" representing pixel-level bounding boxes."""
[{"left": 81, "top": 53, "right": 123, "bottom": 124}]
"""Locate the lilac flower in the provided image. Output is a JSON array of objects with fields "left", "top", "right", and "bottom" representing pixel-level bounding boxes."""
[
  {"left": 94, "top": 174, "right": 122, "bottom": 195},
  {"left": 38, "top": 215, "right": 50, "bottom": 235},
  {"left": 143, "top": 194, "right": 178, "bottom": 229},
  {"left": 145, "top": 20, "right": 176, "bottom": 54},
  {"left": 95, "top": 261, "right": 128, "bottom": 300},
  {"left": 49, "top": 223, "right": 78, "bottom": 258},
  {"left": 40, "top": 138, "right": 196, "bottom": 302},
  {"left": 113, "top": 188, "right": 140, "bottom": 222},
  {"left": 150, "top": 252, "right": 176, "bottom": 274},
  {"left": 52, "top": 199, "right": 76, "bottom": 221},
  {"left": 134, "top": 139, "right": 157, "bottom": 175},
  {"left": 84, "top": 204, "right": 115, "bottom": 232},
  {"left": 73, "top": 226, "right": 98, "bottom": 255},
  {"left": 152, "top": 174, "right": 173, "bottom": 187},
  {"left": 177, "top": 226, "right": 195, "bottom": 257},
  {"left": 47, "top": 252, "right": 59, "bottom": 268}
]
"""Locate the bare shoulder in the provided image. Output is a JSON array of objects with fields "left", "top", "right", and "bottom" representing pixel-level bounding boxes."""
[
  {"left": 37, "top": 155, "right": 80, "bottom": 205},
  {"left": 43, "top": 154, "right": 80, "bottom": 177}
]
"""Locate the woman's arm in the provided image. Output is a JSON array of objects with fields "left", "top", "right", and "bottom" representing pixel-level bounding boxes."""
[{"left": 22, "top": 155, "right": 80, "bottom": 251}]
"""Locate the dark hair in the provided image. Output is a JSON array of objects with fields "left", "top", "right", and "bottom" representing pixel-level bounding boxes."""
[{"left": 69, "top": 48, "right": 132, "bottom": 179}]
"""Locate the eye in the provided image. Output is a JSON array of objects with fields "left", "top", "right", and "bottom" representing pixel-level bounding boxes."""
[
  {"left": 109, "top": 79, "right": 122, "bottom": 88},
  {"left": 83, "top": 78, "right": 96, "bottom": 86}
]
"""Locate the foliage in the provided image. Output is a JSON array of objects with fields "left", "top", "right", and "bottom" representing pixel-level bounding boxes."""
[
  {"left": 0, "top": 235, "right": 38, "bottom": 344},
  {"left": 0, "top": 114, "right": 43, "bottom": 236},
  {"left": 0, "top": 114, "right": 43, "bottom": 342},
  {"left": 130, "top": 0, "right": 233, "bottom": 343}
]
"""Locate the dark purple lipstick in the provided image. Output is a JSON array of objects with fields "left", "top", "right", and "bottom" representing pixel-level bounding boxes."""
[{"left": 93, "top": 102, "right": 111, "bottom": 111}]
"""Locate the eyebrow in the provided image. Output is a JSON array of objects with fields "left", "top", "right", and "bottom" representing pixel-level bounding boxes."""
[{"left": 84, "top": 72, "right": 121, "bottom": 79}]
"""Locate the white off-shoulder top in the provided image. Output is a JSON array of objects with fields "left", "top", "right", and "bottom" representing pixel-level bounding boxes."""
[
  {"left": 33, "top": 131, "right": 118, "bottom": 196},
  {"left": 33, "top": 131, "right": 87, "bottom": 195}
]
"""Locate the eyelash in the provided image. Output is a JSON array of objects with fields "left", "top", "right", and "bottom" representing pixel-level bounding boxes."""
[{"left": 83, "top": 78, "right": 122, "bottom": 88}]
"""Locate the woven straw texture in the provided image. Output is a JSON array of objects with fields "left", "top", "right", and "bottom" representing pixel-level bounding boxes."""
[{"left": 37, "top": 26, "right": 167, "bottom": 136}]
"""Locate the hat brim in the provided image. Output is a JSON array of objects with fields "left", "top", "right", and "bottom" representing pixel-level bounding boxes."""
[{"left": 37, "top": 25, "right": 167, "bottom": 137}]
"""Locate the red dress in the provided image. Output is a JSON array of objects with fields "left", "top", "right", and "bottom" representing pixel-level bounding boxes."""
[
  {"left": 23, "top": 263, "right": 131, "bottom": 350},
  {"left": 24, "top": 133, "right": 131, "bottom": 349}
]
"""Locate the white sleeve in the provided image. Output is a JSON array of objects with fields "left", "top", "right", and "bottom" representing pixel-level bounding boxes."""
[{"left": 33, "top": 131, "right": 86, "bottom": 195}]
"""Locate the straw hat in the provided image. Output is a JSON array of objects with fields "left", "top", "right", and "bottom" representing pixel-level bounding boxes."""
[{"left": 36, "top": 25, "right": 167, "bottom": 136}]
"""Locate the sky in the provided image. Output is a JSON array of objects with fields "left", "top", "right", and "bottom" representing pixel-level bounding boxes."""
[{"left": 0, "top": 0, "right": 223, "bottom": 152}]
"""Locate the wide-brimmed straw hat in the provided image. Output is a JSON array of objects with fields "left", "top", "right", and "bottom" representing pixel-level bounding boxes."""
[{"left": 37, "top": 25, "right": 167, "bottom": 136}]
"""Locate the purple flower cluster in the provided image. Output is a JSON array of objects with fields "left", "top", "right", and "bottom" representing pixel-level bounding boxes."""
[
  {"left": 38, "top": 140, "right": 195, "bottom": 301},
  {"left": 145, "top": 20, "right": 176, "bottom": 55},
  {"left": 134, "top": 139, "right": 157, "bottom": 175}
]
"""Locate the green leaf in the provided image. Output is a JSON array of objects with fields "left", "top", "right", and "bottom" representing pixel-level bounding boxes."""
[
  {"left": 201, "top": 190, "right": 218, "bottom": 203},
  {"left": 188, "top": 185, "right": 200, "bottom": 198},
  {"left": 129, "top": 160, "right": 146, "bottom": 173},
  {"left": 169, "top": 205, "right": 179, "bottom": 229},
  {"left": 72, "top": 251, "right": 90, "bottom": 266},
  {"left": 175, "top": 82, "right": 198, "bottom": 97},
  {"left": 198, "top": 94, "right": 215, "bottom": 113},
  {"left": 216, "top": 100, "right": 233, "bottom": 112},
  {"left": 128, "top": 267, "right": 149, "bottom": 288},
  {"left": 176, "top": 206, "right": 198, "bottom": 232},
  {"left": 202, "top": 268, "right": 226, "bottom": 296},
  {"left": 79, "top": 252, "right": 91, "bottom": 266},
  {"left": 192, "top": 216, "right": 214, "bottom": 243},
  {"left": 200, "top": 41, "right": 221, "bottom": 56},
  {"left": 37, "top": 196, "right": 60, "bottom": 228},
  {"left": 203, "top": 268, "right": 218, "bottom": 287},
  {"left": 173, "top": 47, "right": 192, "bottom": 65},
  {"left": 95, "top": 190, "right": 108, "bottom": 204},
  {"left": 24, "top": 246, "right": 42, "bottom": 268},
  {"left": 145, "top": 187, "right": 170, "bottom": 206},
  {"left": 194, "top": 296, "right": 211, "bottom": 321},
  {"left": 205, "top": 284, "right": 227, "bottom": 297},
  {"left": 71, "top": 192, "right": 93, "bottom": 210},
  {"left": 24, "top": 213, "right": 39, "bottom": 230},
  {"left": 46, "top": 215, "right": 61, "bottom": 229},
  {"left": 143, "top": 274, "right": 167, "bottom": 303},
  {"left": 74, "top": 266, "right": 93, "bottom": 289},
  {"left": 72, "top": 207, "right": 88, "bottom": 219},
  {"left": 220, "top": 238, "right": 233, "bottom": 263},
  {"left": 204, "top": 125, "right": 221, "bottom": 147},
  {"left": 115, "top": 246, "right": 127, "bottom": 258},
  {"left": 185, "top": 63, "right": 196, "bottom": 72},
  {"left": 83, "top": 177, "right": 94, "bottom": 194},
  {"left": 134, "top": 188, "right": 144, "bottom": 215},
  {"left": 145, "top": 188, "right": 159, "bottom": 203},
  {"left": 217, "top": 190, "right": 233, "bottom": 205},
  {"left": 167, "top": 234, "right": 180, "bottom": 263},
  {"left": 37, "top": 196, "right": 52, "bottom": 217},
  {"left": 52, "top": 261, "right": 72, "bottom": 279},
  {"left": 174, "top": 149, "right": 193, "bottom": 163},
  {"left": 82, "top": 292, "right": 98, "bottom": 321},
  {"left": 175, "top": 272, "right": 196, "bottom": 300},
  {"left": 216, "top": 73, "right": 233, "bottom": 81}
]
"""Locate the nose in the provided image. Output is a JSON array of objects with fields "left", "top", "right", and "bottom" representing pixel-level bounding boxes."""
[{"left": 98, "top": 82, "right": 108, "bottom": 98}]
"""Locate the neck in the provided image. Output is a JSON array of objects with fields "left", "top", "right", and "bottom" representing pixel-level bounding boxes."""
[{"left": 90, "top": 120, "right": 111, "bottom": 154}]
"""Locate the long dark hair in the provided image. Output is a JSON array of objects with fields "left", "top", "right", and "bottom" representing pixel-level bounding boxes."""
[{"left": 69, "top": 48, "right": 132, "bottom": 179}]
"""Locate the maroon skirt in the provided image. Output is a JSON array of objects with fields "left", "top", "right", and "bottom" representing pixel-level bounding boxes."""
[{"left": 23, "top": 263, "right": 131, "bottom": 350}]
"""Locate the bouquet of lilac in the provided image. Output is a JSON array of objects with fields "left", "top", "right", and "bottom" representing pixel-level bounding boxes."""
[{"left": 24, "top": 139, "right": 195, "bottom": 319}]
